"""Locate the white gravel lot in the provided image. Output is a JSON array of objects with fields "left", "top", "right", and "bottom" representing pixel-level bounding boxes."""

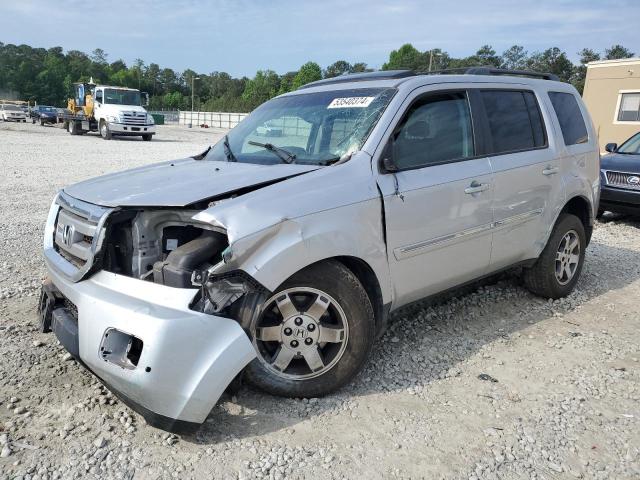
[{"left": 0, "top": 121, "right": 639, "bottom": 480}]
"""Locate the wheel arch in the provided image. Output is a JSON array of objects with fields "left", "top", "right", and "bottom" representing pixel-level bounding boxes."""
[
  {"left": 262, "top": 255, "right": 388, "bottom": 338},
  {"left": 559, "top": 195, "right": 593, "bottom": 245},
  {"left": 328, "top": 256, "right": 388, "bottom": 337}
]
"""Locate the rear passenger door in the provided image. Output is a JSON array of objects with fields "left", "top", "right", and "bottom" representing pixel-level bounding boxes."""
[
  {"left": 377, "top": 88, "right": 494, "bottom": 308},
  {"left": 476, "top": 88, "right": 564, "bottom": 270}
]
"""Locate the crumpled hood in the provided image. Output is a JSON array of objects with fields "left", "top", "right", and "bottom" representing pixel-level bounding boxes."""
[{"left": 63, "top": 158, "right": 319, "bottom": 207}]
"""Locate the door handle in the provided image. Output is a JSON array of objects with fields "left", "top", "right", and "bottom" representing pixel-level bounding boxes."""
[
  {"left": 464, "top": 181, "right": 490, "bottom": 194},
  {"left": 542, "top": 166, "right": 559, "bottom": 176}
]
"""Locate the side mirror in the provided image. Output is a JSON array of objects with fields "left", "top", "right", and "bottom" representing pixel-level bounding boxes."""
[
  {"left": 605, "top": 143, "right": 617, "bottom": 153},
  {"left": 142, "top": 92, "right": 149, "bottom": 107},
  {"left": 380, "top": 139, "right": 399, "bottom": 172}
]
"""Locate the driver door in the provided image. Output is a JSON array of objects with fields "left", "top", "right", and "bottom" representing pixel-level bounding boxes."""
[
  {"left": 93, "top": 88, "right": 105, "bottom": 121},
  {"left": 377, "top": 89, "right": 494, "bottom": 308}
]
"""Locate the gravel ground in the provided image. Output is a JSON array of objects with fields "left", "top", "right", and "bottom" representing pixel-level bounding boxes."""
[{"left": 0, "top": 121, "right": 639, "bottom": 480}]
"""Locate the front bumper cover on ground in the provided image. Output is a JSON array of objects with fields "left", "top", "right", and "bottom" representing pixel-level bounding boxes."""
[{"left": 41, "top": 266, "right": 256, "bottom": 433}]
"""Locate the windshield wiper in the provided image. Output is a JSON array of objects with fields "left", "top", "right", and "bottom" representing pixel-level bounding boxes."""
[
  {"left": 223, "top": 135, "right": 238, "bottom": 162},
  {"left": 248, "top": 141, "right": 296, "bottom": 164}
]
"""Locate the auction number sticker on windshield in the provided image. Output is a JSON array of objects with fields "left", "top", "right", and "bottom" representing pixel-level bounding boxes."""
[{"left": 327, "top": 97, "right": 375, "bottom": 108}]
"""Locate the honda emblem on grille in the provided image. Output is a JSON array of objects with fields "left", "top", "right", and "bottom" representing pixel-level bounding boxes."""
[
  {"left": 627, "top": 176, "right": 640, "bottom": 185},
  {"left": 62, "top": 224, "right": 75, "bottom": 247}
]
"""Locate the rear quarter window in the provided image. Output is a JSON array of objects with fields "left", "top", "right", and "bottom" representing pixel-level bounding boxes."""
[{"left": 548, "top": 92, "right": 588, "bottom": 146}]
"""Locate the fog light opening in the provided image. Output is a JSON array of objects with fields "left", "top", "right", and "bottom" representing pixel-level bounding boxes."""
[{"left": 99, "top": 328, "right": 144, "bottom": 370}]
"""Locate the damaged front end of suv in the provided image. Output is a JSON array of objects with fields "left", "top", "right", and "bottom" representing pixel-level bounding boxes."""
[
  {"left": 40, "top": 189, "right": 265, "bottom": 432},
  {"left": 39, "top": 84, "right": 397, "bottom": 432}
]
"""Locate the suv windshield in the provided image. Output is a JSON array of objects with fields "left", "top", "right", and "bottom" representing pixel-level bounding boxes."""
[
  {"left": 617, "top": 133, "right": 640, "bottom": 155},
  {"left": 104, "top": 88, "right": 141, "bottom": 106},
  {"left": 205, "top": 88, "right": 396, "bottom": 166},
  {"left": 3, "top": 105, "right": 21, "bottom": 111},
  {"left": 40, "top": 106, "right": 56, "bottom": 112}
]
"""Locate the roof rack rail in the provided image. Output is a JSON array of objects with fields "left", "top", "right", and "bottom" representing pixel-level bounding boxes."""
[
  {"left": 298, "top": 70, "right": 415, "bottom": 89},
  {"left": 418, "top": 66, "right": 560, "bottom": 82},
  {"left": 295, "top": 66, "right": 560, "bottom": 91}
]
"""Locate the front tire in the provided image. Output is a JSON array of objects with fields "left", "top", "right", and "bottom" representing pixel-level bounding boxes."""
[
  {"left": 100, "top": 120, "right": 112, "bottom": 140},
  {"left": 523, "top": 213, "right": 586, "bottom": 299},
  {"left": 244, "top": 260, "right": 375, "bottom": 398},
  {"left": 142, "top": 134, "right": 152, "bottom": 141}
]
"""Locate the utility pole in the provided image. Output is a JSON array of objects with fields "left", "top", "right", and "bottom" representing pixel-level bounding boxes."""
[
  {"left": 190, "top": 75, "right": 200, "bottom": 128},
  {"left": 428, "top": 50, "right": 442, "bottom": 72}
]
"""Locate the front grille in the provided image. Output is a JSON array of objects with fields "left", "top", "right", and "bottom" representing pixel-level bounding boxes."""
[
  {"left": 45, "top": 192, "right": 112, "bottom": 283},
  {"left": 54, "top": 208, "right": 98, "bottom": 267},
  {"left": 121, "top": 112, "right": 147, "bottom": 125},
  {"left": 605, "top": 171, "right": 640, "bottom": 191}
]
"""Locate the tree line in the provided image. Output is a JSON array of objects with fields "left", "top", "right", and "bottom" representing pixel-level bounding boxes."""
[{"left": 0, "top": 42, "right": 634, "bottom": 112}]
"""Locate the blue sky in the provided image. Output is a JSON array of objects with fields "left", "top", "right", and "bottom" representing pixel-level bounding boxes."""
[{"left": 1, "top": 0, "right": 638, "bottom": 77}]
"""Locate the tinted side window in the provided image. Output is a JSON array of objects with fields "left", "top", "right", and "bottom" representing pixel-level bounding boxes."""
[
  {"left": 481, "top": 90, "right": 546, "bottom": 154},
  {"left": 393, "top": 92, "right": 474, "bottom": 169},
  {"left": 548, "top": 92, "right": 588, "bottom": 145}
]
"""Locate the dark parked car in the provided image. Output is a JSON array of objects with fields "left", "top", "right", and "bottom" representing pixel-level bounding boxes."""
[
  {"left": 31, "top": 105, "right": 59, "bottom": 125},
  {"left": 599, "top": 132, "right": 640, "bottom": 216}
]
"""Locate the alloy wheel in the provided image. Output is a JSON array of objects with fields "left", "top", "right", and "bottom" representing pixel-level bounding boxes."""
[
  {"left": 252, "top": 287, "right": 349, "bottom": 380},
  {"left": 555, "top": 230, "right": 580, "bottom": 285}
]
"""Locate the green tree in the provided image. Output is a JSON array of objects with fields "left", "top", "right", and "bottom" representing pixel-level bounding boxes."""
[
  {"left": 324, "top": 60, "right": 352, "bottom": 78},
  {"left": 382, "top": 43, "right": 428, "bottom": 70},
  {"left": 350, "top": 62, "right": 370, "bottom": 73},
  {"left": 89, "top": 48, "right": 108, "bottom": 82},
  {"left": 277, "top": 71, "right": 297, "bottom": 95},
  {"left": 527, "top": 47, "right": 574, "bottom": 82},
  {"left": 604, "top": 44, "right": 635, "bottom": 60},
  {"left": 501, "top": 45, "right": 528, "bottom": 70},
  {"left": 572, "top": 48, "right": 601, "bottom": 93},
  {"left": 475, "top": 45, "right": 501, "bottom": 67},
  {"left": 242, "top": 70, "right": 280, "bottom": 108},
  {"left": 291, "top": 62, "right": 322, "bottom": 90}
]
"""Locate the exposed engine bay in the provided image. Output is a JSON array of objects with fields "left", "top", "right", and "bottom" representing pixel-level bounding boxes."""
[{"left": 99, "top": 208, "right": 265, "bottom": 320}]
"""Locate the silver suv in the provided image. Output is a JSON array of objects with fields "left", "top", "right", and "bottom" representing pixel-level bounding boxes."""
[{"left": 39, "top": 68, "right": 600, "bottom": 432}]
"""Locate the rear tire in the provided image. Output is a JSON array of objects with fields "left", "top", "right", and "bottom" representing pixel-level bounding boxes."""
[
  {"left": 100, "top": 120, "right": 112, "bottom": 140},
  {"left": 68, "top": 120, "right": 79, "bottom": 135},
  {"left": 523, "top": 213, "right": 586, "bottom": 299},
  {"left": 244, "top": 260, "right": 375, "bottom": 398}
]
